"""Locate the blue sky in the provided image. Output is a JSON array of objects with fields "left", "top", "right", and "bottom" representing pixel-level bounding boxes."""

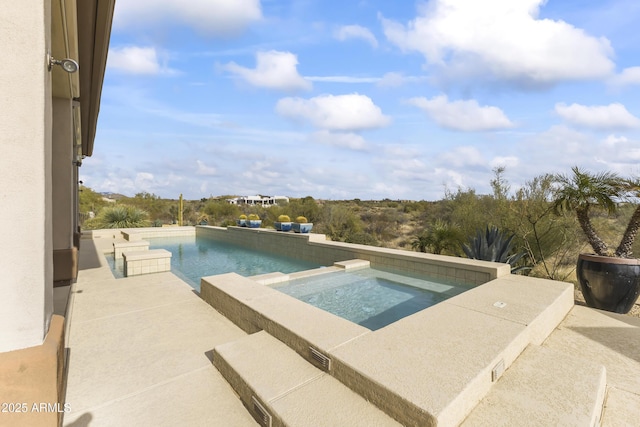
[{"left": 82, "top": 0, "right": 640, "bottom": 200}]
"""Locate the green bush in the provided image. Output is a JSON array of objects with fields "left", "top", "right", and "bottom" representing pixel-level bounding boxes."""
[
  {"left": 278, "top": 215, "right": 291, "bottom": 222},
  {"left": 93, "top": 205, "right": 150, "bottom": 229},
  {"left": 295, "top": 216, "right": 308, "bottom": 223}
]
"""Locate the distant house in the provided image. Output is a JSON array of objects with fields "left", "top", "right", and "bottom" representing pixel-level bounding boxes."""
[{"left": 228, "top": 195, "right": 289, "bottom": 207}]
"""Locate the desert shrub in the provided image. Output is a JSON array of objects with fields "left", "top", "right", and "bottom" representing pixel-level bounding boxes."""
[
  {"left": 345, "top": 231, "right": 379, "bottom": 246},
  {"left": 93, "top": 205, "right": 150, "bottom": 229}
]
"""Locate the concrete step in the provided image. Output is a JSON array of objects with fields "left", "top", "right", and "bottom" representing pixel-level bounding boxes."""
[
  {"left": 213, "top": 331, "right": 402, "bottom": 427},
  {"left": 329, "top": 275, "right": 574, "bottom": 427},
  {"left": 541, "top": 305, "right": 640, "bottom": 427},
  {"left": 601, "top": 386, "right": 640, "bottom": 426},
  {"left": 461, "top": 345, "right": 606, "bottom": 427}
]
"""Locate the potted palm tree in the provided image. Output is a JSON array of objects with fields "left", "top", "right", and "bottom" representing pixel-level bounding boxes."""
[{"left": 553, "top": 167, "right": 640, "bottom": 313}]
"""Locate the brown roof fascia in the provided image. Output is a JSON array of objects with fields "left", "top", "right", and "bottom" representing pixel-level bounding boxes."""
[{"left": 77, "top": 0, "right": 115, "bottom": 157}]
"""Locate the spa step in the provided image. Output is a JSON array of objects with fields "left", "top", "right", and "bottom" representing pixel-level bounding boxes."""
[
  {"left": 213, "top": 331, "right": 402, "bottom": 427},
  {"left": 461, "top": 345, "right": 607, "bottom": 426}
]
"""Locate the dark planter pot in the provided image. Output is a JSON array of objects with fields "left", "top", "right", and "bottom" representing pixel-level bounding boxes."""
[
  {"left": 577, "top": 253, "right": 640, "bottom": 314},
  {"left": 236, "top": 219, "right": 247, "bottom": 227},
  {"left": 247, "top": 220, "right": 262, "bottom": 228}
]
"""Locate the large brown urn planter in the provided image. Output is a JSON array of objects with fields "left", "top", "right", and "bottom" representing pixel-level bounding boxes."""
[{"left": 577, "top": 253, "right": 640, "bottom": 314}]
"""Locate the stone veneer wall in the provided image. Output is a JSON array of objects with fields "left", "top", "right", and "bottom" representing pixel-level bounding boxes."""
[{"left": 196, "top": 226, "right": 509, "bottom": 285}]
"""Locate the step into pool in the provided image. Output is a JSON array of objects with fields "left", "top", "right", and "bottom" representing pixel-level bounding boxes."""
[
  {"left": 106, "top": 235, "right": 322, "bottom": 291},
  {"left": 271, "top": 268, "right": 476, "bottom": 330}
]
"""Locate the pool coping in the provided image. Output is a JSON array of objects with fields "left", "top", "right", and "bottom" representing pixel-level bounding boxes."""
[
  {"left": 73, "top": 227, "right": 640, "bottom": 426},
  {"left": 200, "top": 268, "right": 573, "bottom": 426}
]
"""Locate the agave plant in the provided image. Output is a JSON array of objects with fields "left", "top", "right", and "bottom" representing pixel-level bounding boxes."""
[
  {"left": 95, "top": 205, "right": 150, "bottom": 229},
  {"left": 462, "top": 226, "right": 530, "bottom": 273}
]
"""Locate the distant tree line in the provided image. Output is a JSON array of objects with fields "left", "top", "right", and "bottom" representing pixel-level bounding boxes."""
[{"left": 79, "top": 167, "right": 640, "bottom": 284}]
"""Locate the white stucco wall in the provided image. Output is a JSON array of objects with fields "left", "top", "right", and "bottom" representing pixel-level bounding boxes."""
[{"left": 0, "top": 1, "right": 54, "bottom": 352}]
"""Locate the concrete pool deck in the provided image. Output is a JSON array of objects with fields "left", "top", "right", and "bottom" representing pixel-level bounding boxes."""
[
  {"left": 61, "top": 234, "right": 257, "bottom": 426},
  {"left": 61, "top": 228, "right": 640, "bottom": 426}
]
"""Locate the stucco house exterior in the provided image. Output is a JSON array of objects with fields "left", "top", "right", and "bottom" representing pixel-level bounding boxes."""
[
  {"left": 0, "top": 1, "right": 115, "bottom": 425},
  {"left": 228, "top": 195, "right": 290, "bottom": 207}
]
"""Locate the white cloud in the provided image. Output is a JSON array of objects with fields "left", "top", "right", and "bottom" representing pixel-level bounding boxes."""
[
  {"left": 436, "top": 146, "right": 485, "bottom": 168},
  {"left": 376, "top": 72, "right": 426, "bottom": 88},
  {"left": 310, "top": 131, "right": 368, "bottom": 151},
  {"left": 555, "top": 102, "right": 640, "bottom": 129},
  {"left": 603, "top": 134, "right": 629, "bottom": 147},
  {"left": 304, "top": 73, "right": 426, "bottom": 85},
  {"left": 276, "top": 93, "right": 391, "bottom": 131},
  {"left": 408, "top": 95, "right": 515, "bottom": 131},
  {"left": 382, "top": 158, "right": 430, "bottom": 181},
  {"left": 334, "top": 25, "right": 378, "bottom": 48},
  {"left": 114, "top": 0, "right": 262, "bottom": 36},
  {"left": 135, "top": 172, "right": 156, "bottom": 189},
  {"left": 490, "top": 156, "right": 520, "bottom": 169},
  {"left": 434, "top": 168, "right": 466, "bottom": 189},
  {"left": 222, "top": 51, "right": 311, "bottom": 92},
  {"left": 380, "top": 0, "right": 614, "bottom": 86},
  {"left": 529, "top": 125, "right": 591, "bottom": 157},
  {"left": 600, "top": 135, "right": 640, "bottom": 164},
  {"left": 306, "top": 76, "right": 379, "bottom": 83},
  {"left": 241, "top": 160, "right": 284, "bottom": 186},
  {"left": 609, "top": 67, "right": 640, "bottom": 87},
  {"left": 196, "top": 160, "right": 217, "bottom": 176},
  {"left": 108, "top": 46, "right": 176, "bottom": 75}
]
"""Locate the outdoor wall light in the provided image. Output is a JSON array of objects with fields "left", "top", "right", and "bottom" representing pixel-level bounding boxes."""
[{"left": 47, "top": 52, "right": 79, "bottom": 73}]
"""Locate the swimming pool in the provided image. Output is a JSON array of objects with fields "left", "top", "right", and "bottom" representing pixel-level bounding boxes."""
[
  {"left": 106, "top": 235, "right": 322, "bottom": 291},
  {"left": 271, "top": 268, "right": 475, "bottom": 330}
]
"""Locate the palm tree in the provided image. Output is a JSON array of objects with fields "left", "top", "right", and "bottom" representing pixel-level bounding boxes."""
[
  {"left": 614, "top": 180, "right": 640, "bottom": 258},
  {"left": 552, "top": 167, "right": 634, "bottom": 257},
  {"left": 412, "top": 220, "right": 463, "bottom": 255},
  {"left": 411, "top": 234, "right": 430, "bottom": 253}
]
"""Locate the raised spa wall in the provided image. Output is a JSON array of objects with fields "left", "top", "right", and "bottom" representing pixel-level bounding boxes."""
[{"left": 196, "top": 226, "right": 510, "bottom": 285}]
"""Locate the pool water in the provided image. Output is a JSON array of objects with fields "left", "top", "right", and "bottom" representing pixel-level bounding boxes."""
[
  {"left": 106, "top": 236, "right": 322, "bottom": 291},
  {"left": 271, "top": 268, "right": 474, "bottom": 330}
]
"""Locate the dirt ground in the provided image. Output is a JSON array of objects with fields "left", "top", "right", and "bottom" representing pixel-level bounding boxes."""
[{"left": 574, "top": 289, "right": 640, "bottom": 318}]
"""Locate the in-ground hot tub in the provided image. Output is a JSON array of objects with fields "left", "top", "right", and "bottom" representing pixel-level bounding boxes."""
[{"left": 271, "top": 266, "right": 476, "bottom": 330}]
